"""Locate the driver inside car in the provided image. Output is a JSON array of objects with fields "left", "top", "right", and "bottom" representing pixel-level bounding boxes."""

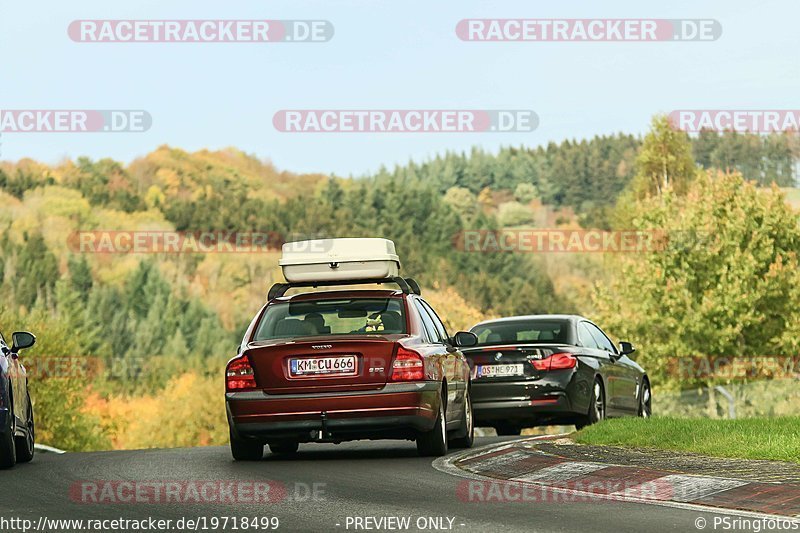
[{"left": 303, "top": 312, "right": 330, "bottom": 335}]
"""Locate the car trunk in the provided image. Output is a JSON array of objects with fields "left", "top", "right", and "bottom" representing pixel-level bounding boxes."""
[
  {"left": 463, "top": 345, "right": 569, "bottom": 382},
  {"left": 245, "top": 335, "right": 403, "bottom": 394}
]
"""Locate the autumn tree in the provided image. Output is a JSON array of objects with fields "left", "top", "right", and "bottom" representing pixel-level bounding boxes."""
[
  {"left": 631, "top": 115, "right": 697, "bottom": 198},
  {"left": 593, "top": 171, "right": 800, "bottom": 388}
]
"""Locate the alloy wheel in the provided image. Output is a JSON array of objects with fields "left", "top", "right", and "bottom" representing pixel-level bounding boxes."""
[
  {"left": 593, "top": 381, "right": 605, "bottom": 421},
  {"left": 640, "top": 383, "right": 652, "bottom": 418}
]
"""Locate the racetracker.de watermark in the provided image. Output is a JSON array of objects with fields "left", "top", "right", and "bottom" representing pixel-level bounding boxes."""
[
  {"left": 68, "top": 231, "right": 287, "bottom": 254},
  {"left": 457, "top": 479, "right": 673, "bottom": 503},
  {"left": 669, "top": 356, "right": 800, "bottom": 381},
  {"left": 669, "top": 110, "right": 800, "bottom": 133},
  {"left": 68, "top": 20, "right": 333, "bottom": 43},
  {"left": 273, "top": 110, "right": 538, "bottom": 133},
  {"left": 456, "top": 19, "right": 721, "bottom": 42},
  {"left": 22, "top": 355, "right": 143, "bottom": 380},
  {"left": 0, "top": 110, "right": 151, "bottom": 133},
  {"left": 453, "top": 229, "right": 701, "bottom": 253},
  {"left": 70, "top": 480, "right": 325, "bottom": 504}
]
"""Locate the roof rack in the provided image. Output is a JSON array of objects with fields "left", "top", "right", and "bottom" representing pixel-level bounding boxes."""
[{"left": 268, "top": 276, "right": 421, "bottom": 301}]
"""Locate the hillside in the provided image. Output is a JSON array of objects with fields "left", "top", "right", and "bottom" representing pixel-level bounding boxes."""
[{"left": 1, "top": 124, "right": 798, "bottom": 451}]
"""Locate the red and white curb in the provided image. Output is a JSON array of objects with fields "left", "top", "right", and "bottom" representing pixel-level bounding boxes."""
[{"left": 433, "top": 436, "right": 800, "bottom": 521}]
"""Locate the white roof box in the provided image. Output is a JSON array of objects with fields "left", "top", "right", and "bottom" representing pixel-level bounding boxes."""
[{"left": 279, "top": 238, "right": 401, "bottom": 283}]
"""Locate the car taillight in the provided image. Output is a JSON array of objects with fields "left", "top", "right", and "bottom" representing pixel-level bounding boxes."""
[
  {"left": 391, "top": 347, "right": 425, "bottom": 381},
  {"left": 530, "top": 358, "right": 550, "bottom": 371},
  {"left": 226, "top": 357, "right": 257, "bottom": 391},
  {"left": 529, "top": 352, "right": 577, "bottom": 371},
  {"left": 549, "top": 352, "right": 577, "bottom": 369}
]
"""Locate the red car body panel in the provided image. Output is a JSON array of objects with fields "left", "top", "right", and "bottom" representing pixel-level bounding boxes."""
[
  {"left": 226, "top": 289, "right": 470, "bottom": 444},
  {"left": 229, "top": 387, "right": 438, "bottom": 425}
]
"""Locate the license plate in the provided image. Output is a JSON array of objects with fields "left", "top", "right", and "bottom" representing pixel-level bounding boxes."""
[
  {"left": 290, "top": 356, "right": 357, "bottom": 377},
  {"left": 477, "top": 364, "right": 524, "bottom": 378}
]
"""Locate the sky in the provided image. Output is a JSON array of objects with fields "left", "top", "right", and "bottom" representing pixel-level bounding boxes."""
[{"left": 0, "top": 0, "right": 798, "bottom": 176}]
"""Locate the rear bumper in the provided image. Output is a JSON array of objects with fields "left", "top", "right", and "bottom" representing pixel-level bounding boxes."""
[
  {"left": 227, "top": 382, "right": 440, "bottom": 443},
  {"left": 471, "top": 376, "right": 578, "bottom": 424}
]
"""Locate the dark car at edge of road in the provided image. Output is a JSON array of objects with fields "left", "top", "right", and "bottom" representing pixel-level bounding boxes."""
[
  {"left": 0, "top": 330, "right": 37, "bottom": 469},
  {"left": 225, "top": 284, "right": 478, "bottom": 460},
  {"left": 463, "top": 315, "right": 650, "bottom": 435}
]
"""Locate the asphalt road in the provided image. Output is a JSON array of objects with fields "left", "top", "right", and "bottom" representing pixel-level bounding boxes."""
[{"left": 0, "top": 437, "right": 743, "bottom": 533}]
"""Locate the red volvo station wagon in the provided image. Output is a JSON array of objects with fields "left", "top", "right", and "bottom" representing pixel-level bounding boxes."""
[{"left": 225, "top": 280, "right": 477, "bottom": 460}]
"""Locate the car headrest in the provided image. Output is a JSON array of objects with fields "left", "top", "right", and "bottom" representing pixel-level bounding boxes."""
[
  {"left": 275, "top": 319, "right": 315, "bottom": 337},
  {"left": 380, "top": 311, "right": 403, "bottom": 333},
  {"left": 538, "top": 330, "right": 556, "bottom": 341}
]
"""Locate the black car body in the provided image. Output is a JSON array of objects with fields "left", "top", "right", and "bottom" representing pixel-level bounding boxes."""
[
  {"left": 0, "top": 330, "right": 36, "bottom": 468},
  {"left": 464, "top": 315, "right": 650, "bottom": 434}
]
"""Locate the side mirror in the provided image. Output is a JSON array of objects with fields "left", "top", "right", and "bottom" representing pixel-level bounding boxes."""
[
  {"left": 11, "top": 331, "right": 36, "bottom": 354},
  {"left": 619, "top": 341, "right": 635, "bottom": 356},
  {"left": 452, "top": 331, "right": 478, "bottom": 348}
]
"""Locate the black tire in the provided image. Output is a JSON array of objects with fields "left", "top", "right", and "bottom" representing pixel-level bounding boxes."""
[
  {"left": 0, "top": 393, "right": 16, "bottom": 469},
  {"left": 493, "top": 423, "right": 522, "bottom": 436},
  {"left": 450, "top": 392, "right": 474, "bottom": 449},
  {"left": 230, "top": 431, "right": 263, "bottom": 461},
  {"left": 417, "top": 395, "right": 448, "bottom": 457},
  {"left": 638, "top": 379, "right": 652, "bottom": 418},
  {"left": 577, "top": 377, "right": 606, "bottom": 430},
  {"left": 15, "top": 394, "right": 34, "bottom": 464},
  {"left": 268, "top": 442, "right": 299, "bottom": 455}
]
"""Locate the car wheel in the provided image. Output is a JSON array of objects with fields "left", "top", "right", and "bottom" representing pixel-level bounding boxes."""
[
  {"left": 577, "top": 378, "right": 606, "bottom": 429},
  {"left": 450, "top": 392, "right": 474, "bottom": 449},
  {"left": 588, "top": 378, "right": 606, "bottom": 424},
  {"left": 229, "top": 431, "right": 264, "bottom": 461},
  {"left": 268, "top": 442, "right": 299, "bottom": 455},
  {"left": 0, "top": 395, "right": 17, "bottom": 469},
  {"left": 638, "top": 380, "right": 652, "bottom": 418},
  {"left": 417, "top": 395, "right": 448, "bottom": 457},
  {"left": 493, "top": 424, "right": 522, "bottom": 436},
  {"left": 15, "top": 394, "right": 34, "bottom": 464}
]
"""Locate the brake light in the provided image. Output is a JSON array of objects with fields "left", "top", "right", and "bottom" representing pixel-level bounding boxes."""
[
  {"left": 391, "top": 347, "right": 425, "bottom": 381},
  {"left": 226, "top": 357, "right": 257, "bottom": 391},
  {"left": 529, "top": 352, "right": 577, "bottom": 371},
  {"left": 548, "top": 352, "right": 577, "bottom": 369},
  {"left": 530, "top": 358, "right": 550, "bottom": 371}
]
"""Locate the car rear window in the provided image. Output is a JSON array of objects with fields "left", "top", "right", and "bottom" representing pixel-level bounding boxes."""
[
  {"left": 253, "top": 298, "right": 407, "bottom": 340},
  {"left": 471, "top": 320, "right": 569, "bottom": 345}
]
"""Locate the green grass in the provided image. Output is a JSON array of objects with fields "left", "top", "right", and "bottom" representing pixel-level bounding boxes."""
[{"left": 574, "top": 417, "right": 800, "bottom": 464}]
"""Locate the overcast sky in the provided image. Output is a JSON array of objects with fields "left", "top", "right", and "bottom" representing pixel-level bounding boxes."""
[{"left": 1, "top": 0, "right": 797, "bottom": 176}]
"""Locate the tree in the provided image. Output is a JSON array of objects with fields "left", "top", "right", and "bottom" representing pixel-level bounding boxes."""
[
  {"left": 632, "top": 115, "right": 696, "bottom": 197},
  {"left": 593, "top": 170, "right": 800, "bottom": 388},
  {"left": 443, "top": 186, "right": 478, "bottom": 215},
  {"left": 513, "top": 183, "right": 539, "bottom": 203},
  {"left": 68, "top": 255, "right": 93, "bottom": 297},
  {"left": 497, "top": 201, "right": 534, "bottom": 227},
  {"left": 13, "top": 232, "right": 59, "bottom": 310}
]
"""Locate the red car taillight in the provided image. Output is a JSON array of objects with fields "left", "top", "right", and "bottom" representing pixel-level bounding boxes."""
[
  {"left": 549, "top": 352, "right": 578, "bottom": 369},
  {"left": 529, "top": 352, "right": 577, "bottom": 371},
  {"left": 226, "top": 357, "right": 257, "bottom": 391},
  {"left": 390, "top": 347, "right": 425, "bottom": 381}
]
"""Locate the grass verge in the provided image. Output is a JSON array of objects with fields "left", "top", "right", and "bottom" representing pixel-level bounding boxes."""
[{"left": 574, "top": 416, "right": 800, "bottom": 464}]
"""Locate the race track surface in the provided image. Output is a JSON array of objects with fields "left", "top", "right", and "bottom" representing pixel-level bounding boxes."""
[{"left": 1, "top": 437, "right": 746, "bottom": 532}]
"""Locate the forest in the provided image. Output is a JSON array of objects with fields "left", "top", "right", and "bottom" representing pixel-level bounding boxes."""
[{"left": 1, "top": 117, "right": 798, "bottom": 450}]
